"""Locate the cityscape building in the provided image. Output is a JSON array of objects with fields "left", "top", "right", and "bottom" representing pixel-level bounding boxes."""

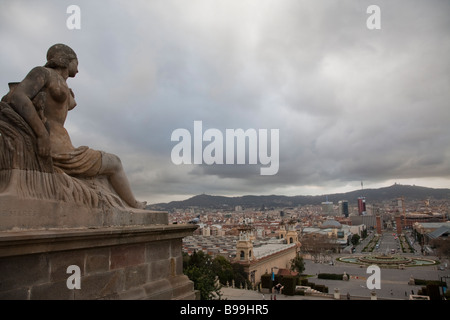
[
  {"left": 176, "top": 192, "right": 449, "bottom": 300},
  {"left": 338, "top": 200, "right": 349, "bottom": 217},
  {"left": 357, "top": 197, "right": 367, "bottom": 215}
]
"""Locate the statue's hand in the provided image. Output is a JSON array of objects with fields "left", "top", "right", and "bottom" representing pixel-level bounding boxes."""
[{"left": 36, "top": 133, "right": 51, "bottom": 158}]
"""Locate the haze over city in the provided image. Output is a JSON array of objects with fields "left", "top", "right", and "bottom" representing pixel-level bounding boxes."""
[{"left": 1, "top": 0, "right": 449, "bottom": 204}]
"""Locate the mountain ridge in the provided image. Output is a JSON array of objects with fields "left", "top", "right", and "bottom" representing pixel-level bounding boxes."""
[{"left": 147, "top": 184, "right": 450, "bottom": 210}]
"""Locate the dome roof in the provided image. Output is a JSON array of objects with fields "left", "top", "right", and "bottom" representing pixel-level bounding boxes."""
[{"left": 321, "top": 219, "right": 342, "bottom": 229}]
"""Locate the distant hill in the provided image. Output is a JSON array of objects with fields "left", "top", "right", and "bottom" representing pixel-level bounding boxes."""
[{"left": 147, "top": 184, "right": 450, "bottom": 210}]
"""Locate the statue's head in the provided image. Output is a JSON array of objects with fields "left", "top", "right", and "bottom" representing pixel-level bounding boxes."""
[{"left": 44, "top": 44, "right": 77, "bottom": 69}]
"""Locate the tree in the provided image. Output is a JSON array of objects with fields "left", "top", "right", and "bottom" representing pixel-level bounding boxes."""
[
  {"left": 431, "top": 238, "right": 450, "bottom": 260},
  {"left": 211, "top": 255, "right": 234, "bottom": 285},
  {"left": 290, "top": 254, "right": 305, "bottom": 274},
  {"left": 301, "top": 234, "right": 338, "bottom": 262},
  {"left": 231, "top": 262, "right": 250, "bottom": 288},
  {"left": 361, "top": 229, "right": 368, "bottom": 239},
  {"left": 351, "top": 234, "right": 361, "bottom": 246},
  {"left": 183, "top": 251, "right": 221, "bottom": 300},
  {"left": 183, "top": 251, "right": 252, "bottom": 299}
]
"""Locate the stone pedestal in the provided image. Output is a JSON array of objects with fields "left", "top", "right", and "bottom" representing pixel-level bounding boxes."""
[
  {"left": 0, "top": 177, "right": 198, "bottom": 300},
  {"left": 0, "top": 194, "right": 168, "bottom": 231},
  {"left": 343, "top": 272, "right": 349, "bottom": 281},
  {"left": 0, "top": 224, "right": 197, "bottom": 299},
  {"left": 334, "top": 288, "right": 340, "bottom": 299}
]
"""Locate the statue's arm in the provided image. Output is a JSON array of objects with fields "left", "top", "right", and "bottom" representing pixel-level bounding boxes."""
[{"left": 9, "top": 67, "right": 51, "bottom": 157}]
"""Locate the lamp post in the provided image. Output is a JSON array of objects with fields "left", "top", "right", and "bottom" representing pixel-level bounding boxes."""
[
  {"left": 270, "top": 267, "right": 279, "bottom": 300},
  {"left": 439, "top": 275, "right": 449, "bottom": 300}
]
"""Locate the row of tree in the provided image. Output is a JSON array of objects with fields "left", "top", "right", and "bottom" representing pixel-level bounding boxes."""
[
  {"left": 300, "top": 229, "right": 368, "bottom": 261},
  {"left": 183, "top": 250, "right": 305, "bottom": 300},
  {"left": 183, "top": 251, "right": 248, "bottom": 300}
]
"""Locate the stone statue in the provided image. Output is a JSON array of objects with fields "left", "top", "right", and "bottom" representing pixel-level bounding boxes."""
[
  {"left": 342, "top": 272, "right": 349, "bottom": 281},
  {"left": 0, "top": 44, "right": 146, "bottom": 216}
]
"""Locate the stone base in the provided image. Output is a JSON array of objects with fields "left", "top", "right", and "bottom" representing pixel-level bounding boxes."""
[
  {"left": 0, "top": 194, "right": 167, "bottom": 231},
  {"left": 0, "top": 224, "right": 198, "bottom": 300}
]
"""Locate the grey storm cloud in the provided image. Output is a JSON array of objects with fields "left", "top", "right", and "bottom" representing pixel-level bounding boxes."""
[{"left": 1, "top": 0, "right": 450, "bottom": 203}]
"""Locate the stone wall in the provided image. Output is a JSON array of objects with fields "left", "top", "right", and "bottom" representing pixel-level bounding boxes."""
[{"left": 0, "top": 224, "right": 198, "bottom": 300}]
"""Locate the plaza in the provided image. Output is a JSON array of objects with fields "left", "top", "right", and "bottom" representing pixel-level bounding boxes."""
[
  {"left": 220, "top": 256, "right": 447, "bottom": 300},
  {"left": 221, "top": 230, "right": 449, "bottom": 300}
]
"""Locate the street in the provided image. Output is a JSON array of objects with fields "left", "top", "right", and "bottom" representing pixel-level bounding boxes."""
[{"left": 303, "top": 230, "right": 449, "bottom": 299}]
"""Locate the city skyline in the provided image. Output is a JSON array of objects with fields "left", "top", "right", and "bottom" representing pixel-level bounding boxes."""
[{"left": 1, "top": 1, "right": 450, "bottom": 204}]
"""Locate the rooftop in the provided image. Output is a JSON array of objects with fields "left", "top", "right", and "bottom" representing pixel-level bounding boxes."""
[
  {"left": 253, "top": 242, "right": 297, "bottom": 260},
  {"left": 321, "top": 219, "right": 342, "bottom": 229}
]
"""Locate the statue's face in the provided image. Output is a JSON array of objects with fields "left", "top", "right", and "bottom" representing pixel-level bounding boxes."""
[{"left": 68, "top": 59, "right": 79, "bottom": 77}]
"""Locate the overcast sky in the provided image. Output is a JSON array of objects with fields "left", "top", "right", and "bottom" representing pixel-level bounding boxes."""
[{"left": 1, "top": 0, "right": 449, "bottom": 204}]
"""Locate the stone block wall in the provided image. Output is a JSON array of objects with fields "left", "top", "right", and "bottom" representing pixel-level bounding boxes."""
[{"left": 0, "top": 225, "right": 197, "bottom": 300}]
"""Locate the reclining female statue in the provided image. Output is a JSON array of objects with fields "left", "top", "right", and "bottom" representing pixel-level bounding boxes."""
[{"left": 6, "top": 43, "right": 146, "bottom": 209}]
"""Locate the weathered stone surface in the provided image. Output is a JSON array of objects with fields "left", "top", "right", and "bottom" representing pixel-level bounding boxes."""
[
  {"left": 124, "top": 264, "right": 149, "bottom": 290},
  {"left": 111, "top": 243, "right": 145, "bottom": 269},
  {"left": 0, "top": 194, "right": 168, "bottom": 231},
  {"left": 149, "top": 259, "right": 171, "bottom": 282},
  {"left": 31, "top": 280, "right": 75, "bottom": 300},
  {"left": 0, "top": 224, "right": 197, "bottom": 300},
  {"left": 143, "top": 279, "right": 175, "bottom": 300},
  {"left": 85, "top": 247, "right": 110, "bottom": 274},
  {"left": 49, "top": 249, "right": 85, "bottom": 282},
  {"left": 0, "top": 254, "right": 50, "bottom": 292},
  {"left": 145, "top": 240, "right": 171, "bottom": 261},
  {"left": 0, "top": 287, "right": 29, "bottom": 300},
  {"left": 74, "top": 270, "right": 125, "bottom": 300}
]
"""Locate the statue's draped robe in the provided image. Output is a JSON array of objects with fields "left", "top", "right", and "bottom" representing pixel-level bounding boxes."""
[{"left": 52, "top": 146, "right": 103, "bottom": 177}]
